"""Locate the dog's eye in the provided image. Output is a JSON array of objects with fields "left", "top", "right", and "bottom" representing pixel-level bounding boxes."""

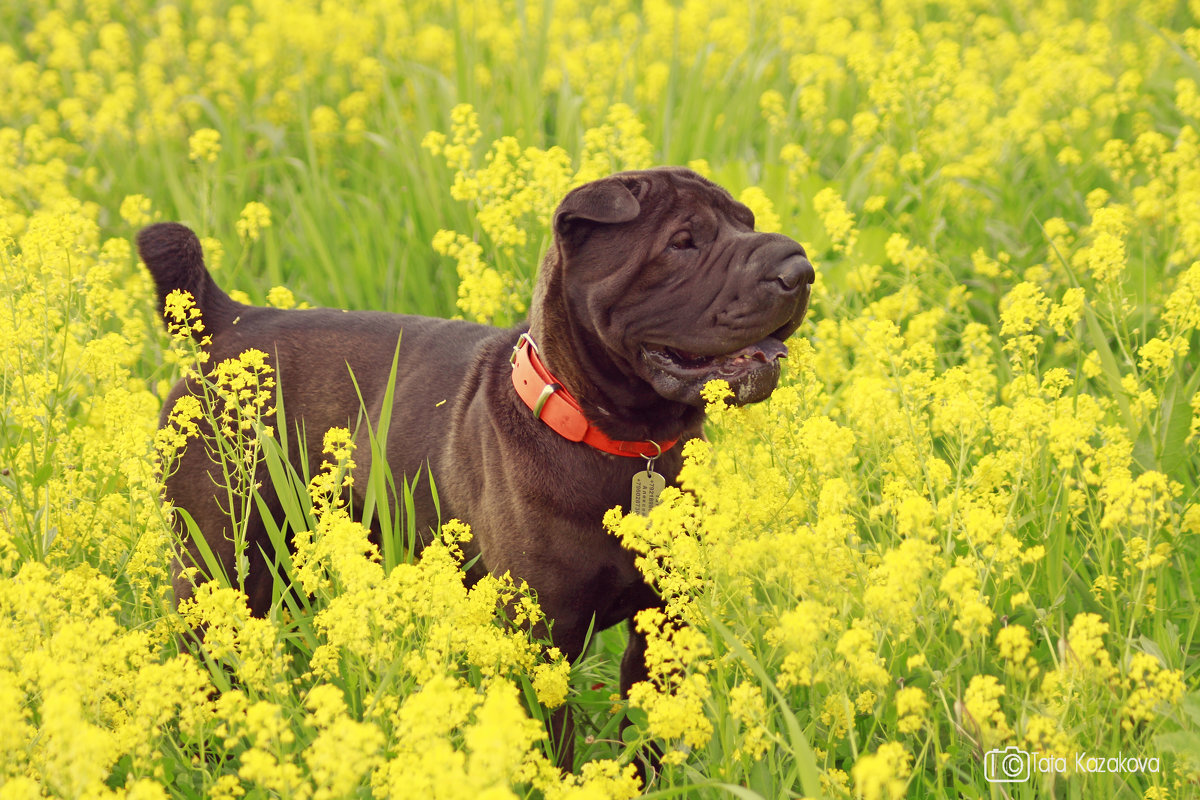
[{"left": 668, "top": 232, "right": 695, "bottom": 251}]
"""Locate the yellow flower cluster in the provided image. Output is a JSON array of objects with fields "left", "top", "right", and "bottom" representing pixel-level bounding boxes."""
[
  {"left": 432, "top": 228, "right": 524, "bottom": 325},
  {"left": 624, "top": 607, "right": 714, "bottom": 764},
  {"left": 188, "top": 128, "right": 222, "bottom": 164},
  {"left": 1121, "top": 652, "right": 1187, "bottom": 732},
  {"left": 424, "top": 102, "right": 657, "bottom": 324},
  {"left": 894, "top": 686, "right": 929, "bottom": 735},
  {"left": 235, "top": 201, "right": 272, "bottom": 244},
  {"left": 851, "top": 742, "right": 912, "bottom": 800},
  {"left": 962, "top": 674, "right": 1012, "bottom": 749},
  {"left": 180, "top": 582, "right": 292, "bottom": 693},
  {"left": 813, "top": 187, "right": 858, "bottom": 254},
  {"left": 2, "top": 198, "right": 169, "bottom": 602},
  {"left": 208, "top": 348, "right": 276, "bottom": 442},
  {"left": 0, "top": 562, "right": 210, "bottom": 796},
  {"left": 737, "top": 186, "right": 782, "bottom": 234}
]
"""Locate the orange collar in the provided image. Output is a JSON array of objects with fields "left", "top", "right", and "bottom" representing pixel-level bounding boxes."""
[{"left": 510, "top": 333, "right": 677, "bottom": 459}]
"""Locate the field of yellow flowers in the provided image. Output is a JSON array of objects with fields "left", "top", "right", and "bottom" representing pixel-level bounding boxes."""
[{"left": 3, "top": 0, "right": 1200, "bottom": 797}]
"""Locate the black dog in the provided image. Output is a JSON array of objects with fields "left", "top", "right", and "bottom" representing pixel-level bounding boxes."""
[{"left": 141, "top": 166, "right": 813, "bottom": 764}]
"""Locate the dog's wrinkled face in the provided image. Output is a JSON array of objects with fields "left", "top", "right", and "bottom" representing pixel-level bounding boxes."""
[{"left": 545, "top": 167, "right": 814, "bottom": 407}]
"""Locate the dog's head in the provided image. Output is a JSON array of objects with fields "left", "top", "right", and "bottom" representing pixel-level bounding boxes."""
[{"left": 532, "top": 167, "right": 814, "bottom": 418}]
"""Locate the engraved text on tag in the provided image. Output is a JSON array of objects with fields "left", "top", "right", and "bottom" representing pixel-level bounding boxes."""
[{"left": 631, "top": 469, "right": 666, "bottom": 516}]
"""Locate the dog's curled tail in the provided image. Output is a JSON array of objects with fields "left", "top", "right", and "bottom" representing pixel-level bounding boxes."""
[{"left": 137, "top": 222, "right": 236, "bottom": 334}]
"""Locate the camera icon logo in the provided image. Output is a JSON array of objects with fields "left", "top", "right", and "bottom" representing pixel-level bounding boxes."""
[{"left": 984, "top": 746, "right": 1032, "bottom": 782}]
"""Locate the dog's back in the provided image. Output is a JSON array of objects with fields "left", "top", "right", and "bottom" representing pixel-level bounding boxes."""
[{"left": 139, "top": 222, "right": 499, "bottom": 613}]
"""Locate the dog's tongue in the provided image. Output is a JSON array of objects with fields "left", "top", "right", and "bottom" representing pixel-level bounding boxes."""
[
  {"left": 663, "top": 337, "right": 789, "bottom": 369},
  {"left": 723, "top": 337, "right": 788, "bottom": 363}
]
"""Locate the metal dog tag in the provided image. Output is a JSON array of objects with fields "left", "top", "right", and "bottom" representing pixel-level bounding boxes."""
[{"left": 631, "top": 468, "right": 665, "bottom": 516}]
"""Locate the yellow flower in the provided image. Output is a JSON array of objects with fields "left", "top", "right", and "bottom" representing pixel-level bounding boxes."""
[
  {"left": 462, "top": 682, "right": 546, "bottom": 786},
  {"left": 851, "top": 742, "right": 912, "bottom": 800},
  {"left": 995, "top": 624, "right": 1032, "bottom": 663},
  {"left": 302, "top": 685, "right": 385, "bottom": 800},
  {"left": 162, "top": 288, "right": 205, "bottom": 339},
  {"left": 531, "top": 650, "right": 571, "bottom": 709},
  {"left": 265, "top": 285, "right": 296, "bottom": 309},
  {"left": 885, "top": 233, "right": 932, "bottom": 274},
  {"left": 179, "top": 584, "right": 290, "bottom": 692},
  {"left": 1062, "top": 612, "right": 1117, "bottom": 683},
  {"left": 687, "top": 158, "right": 713, "bottom": 178},
  {"left": 1048, "top": 287, "right": 1085, "bottom": 336},
  {"left": 939, "top": 562, "right": 994, "bottom": 642},
  {"left": 727, "top": 682, "right": 770, "bottom": 760},
  {"left": 835, "top": 624, "right": 890, "bottom": 690},
  {"left": 542, "top": 759, "right": 642, "bottom": 800},
  {"left": 1075, "top": 205, "right": 1130, "bottom": 285},
  {"left": 1137, "top": 336, "right": 1180, "bottom": 371},
  {"left": 188, "top": 127, "right": 222, "bottom": 163},
  {"left": 759, "top": 88, "right": 787, "bottom": 133},
  {"left": 898, "top": 150, "right": 925, "bottom": 173},
  {"left": 894, "top": 686, "right": 928, "bottom": 734},
  {"left": 236, "top": 201, "right": 272, "bottom": 243},
  {"left": 781, "top": 142, "right": 812, "bottom": 182},
  {"left": 768, "top": 600, "right": 837, "bottom": 688},
  {"left": 433, "top": 228, "right": 524, "bottom": 324},
  {"left": 813, "top": 186, "right": 858, "bottom": 254},
  {"left": 1022, "top": 714, "right": 1073, "bottom": 761},
  {"left": 1121, "top": 652, "right": 1185, "bottom": 731},
  {"left": 200, "top": 236, "right": 225, "bottom": 271},
  {"left": 119, "top": 193, "right": 153, "bottom": 226},
  {"left": 624, "top": 607, "right": 714, "bottom": 760},
  {"left": 310, "top": 104, "right": 340, "bottom": 149},
  {"left": 963, "top": 674, "right": 1011, "bottom": 747},
  {"left": 995, "top": 625, "right": 1038, "bottom": 680},
  {"left": 1162, "top": 261, "right": 1200, "bottom": 331},
  {"left": 1057, "top": 146, "right": 1083, "bottom": 165},
  {"left": 738, "top": 186, "right": 782, "bottom": 233},
  {"left": 999, "top": 281, "right": 1050, "bottom": 367},
  {"left": 627, "top": 672, "right": 712, "bottom": 763}
]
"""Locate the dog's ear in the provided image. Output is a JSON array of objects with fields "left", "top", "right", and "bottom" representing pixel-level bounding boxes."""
[{"left": 553, "top": 176, "right": 642, "bottom": 237}]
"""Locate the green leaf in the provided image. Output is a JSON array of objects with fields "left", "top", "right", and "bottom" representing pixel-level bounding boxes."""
[
  {"left": 709, "top": 617, "right": 825, "bottom": 799},
  {"left": 350, "top": 334, "right": 403, "bottom": 566},
  {"left": 1157, "top": 361, "right": 1200, "bottom": 478}
]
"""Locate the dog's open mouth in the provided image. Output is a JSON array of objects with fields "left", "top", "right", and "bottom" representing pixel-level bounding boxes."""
[
  {"left": 642, "top": 335, "right": 788, "bottom": 377},
  {"left": 636, "top": 322, "right": 799, "bottom": 407}
]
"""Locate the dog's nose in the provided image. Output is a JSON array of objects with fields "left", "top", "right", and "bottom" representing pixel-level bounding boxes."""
[
  {"left": 774, "top": 253, "right": 815, "bottom": 292},
  {"left": 745, "top": 232, "right": 815, "bottom": 294}
]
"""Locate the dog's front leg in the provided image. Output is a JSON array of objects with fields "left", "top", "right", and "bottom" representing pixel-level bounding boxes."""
[
  {"left": 527, "top": 611, "right": 586, "bottom": 772},
  {"left": 618, "top": 616, "right": 651, "bottom": 695}
]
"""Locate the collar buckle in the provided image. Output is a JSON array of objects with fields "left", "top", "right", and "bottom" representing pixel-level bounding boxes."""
[{"left": 510, "top": 332, "right": 538, "bottom": 368}]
